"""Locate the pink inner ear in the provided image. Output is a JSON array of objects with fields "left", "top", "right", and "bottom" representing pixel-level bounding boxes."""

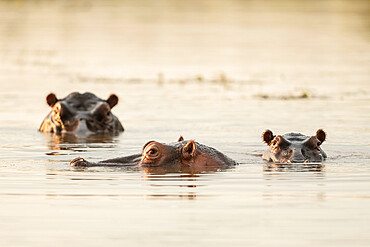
[{"left": 183, "top": 140, "right": 197, "bottom": 156}]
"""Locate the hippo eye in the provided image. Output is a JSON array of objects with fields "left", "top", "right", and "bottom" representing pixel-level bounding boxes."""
[
  {"left": 147, "top": 149, "right": 157, "bottom": 156},
  {"left": 317, "top": 142, "right": 322, "bottom": 146},
  {"left": 53, "top": 105, "right": 60, "bottom": 113}
]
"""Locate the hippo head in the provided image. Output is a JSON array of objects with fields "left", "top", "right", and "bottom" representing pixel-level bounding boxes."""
[
  {"left": 70, "top": 136, "right": 237, "bottom": 173},
  {"left": 262, "top": 129, "right": 327, "bottom": 163},
  {"left": 39, "top": 92, "right": 124, "bottom": 134},
  {"left": 139, "top": 136, "right": 236, "bottom": 170}
]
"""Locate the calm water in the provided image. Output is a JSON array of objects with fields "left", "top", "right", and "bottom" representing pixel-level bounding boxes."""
[{"left": 0, "top": 0, "right": 370, "bottom": 246}]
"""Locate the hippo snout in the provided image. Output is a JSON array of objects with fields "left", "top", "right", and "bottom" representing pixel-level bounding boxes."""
[
  {"left": 72, "top": 119, "right": 92, "bottom": 133},
  {"left": 287, "top": 149, "right": 305, "bottom": 163}
]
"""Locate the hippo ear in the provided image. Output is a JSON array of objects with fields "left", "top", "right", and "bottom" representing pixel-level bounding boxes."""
[
  {"left": 316, "top": 129, "right": 326, "bottom": 144},
  {"left": 178, "top": 136, "right": 184, "bottom": 142},
  {"left": 46, "top": 93, "right": 58, "bottom": 107},
  {"left": 182, "top": 140, "right": 197, "bottom": 159},
  {"left": 106, "top": 94, "right": 119, "bottom": 108},
  {"left": 262, "top": 129, "right": 275, "bottom": 145}
]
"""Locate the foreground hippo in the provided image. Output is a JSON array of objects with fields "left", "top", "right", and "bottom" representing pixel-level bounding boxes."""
[
  {"left": 39, "top": 92, "right": 124, "bottom": 134},
  {"left": 70, "top": 136, "right": 237, "bottom": 172},
  {"left": 262, "top": 129, "right": 327, "bottom": 163}
]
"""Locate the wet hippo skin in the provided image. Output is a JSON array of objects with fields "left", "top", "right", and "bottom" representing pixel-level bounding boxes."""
[
  {"left": 39, "top": 92, "right": 124, "bottom": 134},
  {"left": 70, "top": 136, "right": 237, "bottom": 172},
  {"left": 262, "top": 129, "right": 327, "bottom": 163}
]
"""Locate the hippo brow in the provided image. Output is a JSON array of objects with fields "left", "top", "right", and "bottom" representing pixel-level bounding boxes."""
[
  {"left": 302, "top": 136, "right": 319, "bottom": 146},
  {"left": 284, "top": 135, "right": 309, "bottom": 142},
  {"left": 287, "top": 137, "right": 307, "bottom": 142},
  {"left": 141, "top": 141, "right": 157, "bottom": 152}
]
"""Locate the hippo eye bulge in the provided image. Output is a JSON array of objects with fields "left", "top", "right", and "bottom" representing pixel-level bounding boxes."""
[
  {"left": 271, "top": 142, "right": 280, "bottom": 151},
  {"left": 52, "top": 107, "right": 62, "bottom": 121},
  {"left": 98, "top": 110, "right": 113, "bottom": 123},
  {"left": 97, "top": 112, "right": 111, "bottom": 123},
  {"left": 53, "top": 106, "right": 60, "bottom": 114}
]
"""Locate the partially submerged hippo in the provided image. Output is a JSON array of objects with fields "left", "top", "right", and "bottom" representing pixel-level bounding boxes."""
[
  {"left": 70, "top": 136, "right": 237, "bottom": 172},
  {"left": 39, "top": 92, "right": 124, "bottom": 134},
  {"left": 262, "top": 129, "right": 327, "bottom": 163}
]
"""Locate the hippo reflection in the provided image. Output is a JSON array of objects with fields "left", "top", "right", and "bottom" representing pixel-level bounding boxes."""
[
  {"left": 70, "top": 136, "right": 237, "bottom": 172},
  {"left": 39, "top": 92, "right": 124, "bottom": 134},
  {"left": 262, "top": 129, "right": 327, "bottom": 163}
]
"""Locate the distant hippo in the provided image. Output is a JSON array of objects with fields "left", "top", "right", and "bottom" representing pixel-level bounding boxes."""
[
  {"left": 70, "top": 136, "right": 237, "bottom": 172},
  {"left": 262, "top": 129, "right": 327, "bottom": 163},
  {"left": 39, "top": 92, "right": 124, "bottom": 134}
]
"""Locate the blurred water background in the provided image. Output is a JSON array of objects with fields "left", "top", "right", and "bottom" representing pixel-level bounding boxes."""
[{"left": 0, "top": 0, "right": 369, "bottom": 246}]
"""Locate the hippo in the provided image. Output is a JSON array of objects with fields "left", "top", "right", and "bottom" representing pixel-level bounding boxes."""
[
  {"left": 39, "top": 92, "right": 124, "bottom": 134},
  {"left": 70, "top": 136, "right": 237, "bottom": 172},
  {"left": 262, "top": 129, "right": 327, "bottom": 163}
]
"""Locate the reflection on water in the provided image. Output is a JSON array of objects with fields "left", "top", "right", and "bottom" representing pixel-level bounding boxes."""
[
  {"left": 141, "top": 165, "right": 231, "bottom": 175},
  {"left": 263, "top": 163, "right": 325, "bottom": 183},
  {"left": 142, "top": 173, "right": 202, "bottom": 200},
  {"left": 44, "top": 167, "right": 208, "bottom": 200},
  {"left": 263, "top": 163, "right": 324, "bottom": 173},
  {"left": 45, "top": 132, "right": 118, "bottom": 151}
]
